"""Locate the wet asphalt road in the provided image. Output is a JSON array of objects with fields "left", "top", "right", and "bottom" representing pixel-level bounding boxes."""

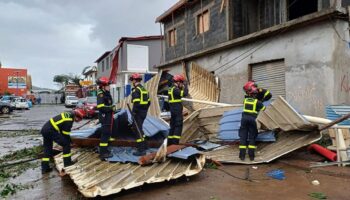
[{"left": 0, "top": 104, "right": 90, "bottom": 131}]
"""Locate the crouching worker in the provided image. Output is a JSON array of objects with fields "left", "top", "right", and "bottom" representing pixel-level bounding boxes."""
[
  {"left": 168, "top": 74, "right": 188, "bottom": 145},
  {"left": 239, "top": 83, "right": 265, "bottom": 161},
  {"left": 41, "top": 109, "right": 85, "bottom": 174}
]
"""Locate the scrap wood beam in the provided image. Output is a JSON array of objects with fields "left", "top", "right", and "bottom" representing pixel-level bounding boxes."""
[
  {"left": 72, "top": 138, "right": 202, "bottom": 148},
  {"left": 138, "top": 144, "right": 186, "bottom": 165}
]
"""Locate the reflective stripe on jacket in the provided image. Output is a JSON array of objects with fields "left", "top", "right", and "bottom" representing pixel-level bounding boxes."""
[
  {"left": 168, "top": 86, "right": 184, "bottom": 103},
  {"left": 50, "top": 112, "right": 73, "bottom": 135},
  {"left": 132, "top": 86, "right": 150, "bottom": 105}
]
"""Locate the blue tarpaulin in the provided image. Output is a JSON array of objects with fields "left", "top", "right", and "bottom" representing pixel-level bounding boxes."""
[{"left": 218, "top": 108, "right": 276, "bottom": 142}]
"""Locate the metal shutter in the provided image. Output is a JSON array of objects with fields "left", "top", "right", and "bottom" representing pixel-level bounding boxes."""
[{"left": 252, "top": 60, "right": 286, "bottom": 99}]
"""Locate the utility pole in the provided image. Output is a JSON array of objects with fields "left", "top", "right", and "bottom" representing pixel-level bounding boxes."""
[{"left": 14, "top": 71, "right": 20, "bottom": 96}]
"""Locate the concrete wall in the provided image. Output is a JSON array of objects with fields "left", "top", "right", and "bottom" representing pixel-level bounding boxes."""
[
  {"left": 163, "top": 0, "right": 228, "bottom": 61},
  {"left": 96, "top": 53, "right": 113, "bottom": 78},
  {"left": 186, "top": 20, "right": 347, "bottom": 117},
  {"left": 332, "top": 20, "right": 350, "bottom": 105},
  {"left": 122, "top": 40, "right": 163, "bottom": 72}
]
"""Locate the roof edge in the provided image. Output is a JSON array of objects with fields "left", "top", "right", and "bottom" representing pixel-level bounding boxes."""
[{"left": 156, "top": 8, "right": 345, "bottom": 68}]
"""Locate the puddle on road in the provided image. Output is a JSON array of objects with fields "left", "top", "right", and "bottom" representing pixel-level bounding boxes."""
[{"left": 10, "top": 167, "right": 80, "bottom": 199}]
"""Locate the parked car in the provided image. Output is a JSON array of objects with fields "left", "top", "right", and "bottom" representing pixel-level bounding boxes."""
[
  {"left": 65, "top": 96, "right": 79, "bottom": 108},
  {"left": 1, "top": 96, "right": 18, "bottom": 110},
  {"left": 12, "top": 98, "right": 29, "bottom": 110},
  {"left": 82, "top": 96, "right": 98, "bottom": 118},
  {"left": 0, "top": 101, "right": 13, "bottom": 114}
]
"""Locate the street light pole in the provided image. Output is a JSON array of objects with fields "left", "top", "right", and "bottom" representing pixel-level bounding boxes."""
[{"left": 14, "top": 71, "right": 19, "bottom": 96}]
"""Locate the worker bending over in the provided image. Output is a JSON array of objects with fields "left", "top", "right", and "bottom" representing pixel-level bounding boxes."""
[
  {"left": 239, "top": 83, "right": 266, "bottom": 161},
  {"left": 96, "top": 77, "right": 115, "bottom": 159},
  {"left": 41, "top": 109, "right": 85, "bottom": 174},
  {"left": 168, "top": 74, "right": 188, "bottom": 145},
  {"left": 130, "top": 73, "right": 150, "bottom": 156}
]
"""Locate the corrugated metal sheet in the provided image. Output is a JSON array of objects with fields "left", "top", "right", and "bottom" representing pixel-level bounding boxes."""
[
  {"left": 117, "top": 73, "right": 161, "bottom": 117},
  {"left": 168, "top": 147, "right": 201, "bottom": 159},
  {"left": 205, "top": 130, "right": 320, "bottom": 164},
  {"left": 252, "top": 60, "right": 286, "bottom": 99},
  {"left": 185, "top": 62, "right": 220, "bottom": 111},
  {"left": 218, "top": 108, "right": 276, "bottom": 142},
  {"left": 71, "top": 112, "right": 169, "bottom": 139},
  {"left": 54, "top": 149, "right": 206, "bottom": 197},
  {"left": 256, "top": 96, "right": 316, "bottom": 132},
  {"left": 182, "top": 96, "right": 321, "bottom": 164},
  {"left": 107, "top": 147, "right": 158, "bottom": 163},
  {"left": 326, "top": 105, "right": 350, "bottom": 125}
]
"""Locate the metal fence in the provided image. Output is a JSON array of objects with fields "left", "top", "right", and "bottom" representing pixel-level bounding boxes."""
[{"left": 35, "top": 94, "right": 63, "bottom": 104}]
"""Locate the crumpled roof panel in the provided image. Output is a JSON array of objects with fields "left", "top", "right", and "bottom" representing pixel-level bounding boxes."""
[
  {"left": 205, "top": 130, "right": 321, "bottom": 164},
  {"left": 257, "top": 96, "right": 315, "bottom": 131},
  {"left": 54, "top": 149, "right": 205, "bottom": 197}
]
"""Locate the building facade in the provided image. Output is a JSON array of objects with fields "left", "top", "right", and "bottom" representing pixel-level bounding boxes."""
[
  {"left": 81, "top": 66, "right": 98, "bottom": 97},
  {"left": 0, "top": 67, "right": 28, "bottom": 96},
  {"left": 96, "top": 36, "right": 163, "bottom": 102},
  {"left": 157, "top": 0, "right": 350, "bottom": 117}
]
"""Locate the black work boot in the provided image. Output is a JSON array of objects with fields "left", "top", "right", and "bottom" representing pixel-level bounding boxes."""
[
  {"left": 63, "top": 157, "right": 76, "bottom": 167},
  {"left": 99, "top": 148, "right": 113, "bottom": 160},
  {"left": 248, "top": 149, "right": 255, "bottom": 161},
  {"left": 41, "top": 162, "right": 53, "bottom": 174},
  {"left": 133, "top": 142, "right": 147, "bottom": 156},
  {"left": 239, "top": 149, "right": 246, "bottom": 161}
]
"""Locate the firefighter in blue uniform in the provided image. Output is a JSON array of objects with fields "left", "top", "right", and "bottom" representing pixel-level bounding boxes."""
[
  {"left": 96, "top": 76, "right": 115, "bottom": 159},
  {"left": 168, "top": 74, "right": 188, "bottom": 145},
  {"left": 239, "top": 83, "right": 266, "bottom": 161},
  {"left": 41, "top": 109, "right": 85, "bottom": 174},
  {"left": 130, "top": 73, "right": 150, "bottom": 156}
]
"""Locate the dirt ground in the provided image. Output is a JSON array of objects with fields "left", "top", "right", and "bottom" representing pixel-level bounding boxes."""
[{"left": 1, "top": 106, "right": 350, "bottom": 200}]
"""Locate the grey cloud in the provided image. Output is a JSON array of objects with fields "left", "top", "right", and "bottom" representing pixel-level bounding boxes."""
[{"left": 0, "top": 0, "right": 177, "bottom": 88}]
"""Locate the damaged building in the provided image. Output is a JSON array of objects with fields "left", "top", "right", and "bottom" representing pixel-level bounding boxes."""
[{"left": 156, "top": 0, "right": 350, "bottom": 117}]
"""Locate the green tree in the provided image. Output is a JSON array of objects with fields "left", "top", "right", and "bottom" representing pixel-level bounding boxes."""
[
  {"left": 53, "top": 74, "right": 69, "bottom": 88},
  {"left": 68, "top": 74, "right": 83, "bottom": 88}
]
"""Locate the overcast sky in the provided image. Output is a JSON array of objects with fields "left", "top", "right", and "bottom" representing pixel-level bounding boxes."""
[{"left": 0, "top": 0, "right": 177, "bottom": 89}]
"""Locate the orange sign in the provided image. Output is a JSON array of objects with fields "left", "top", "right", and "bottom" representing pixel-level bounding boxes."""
[{"left": 80, "top": 80, "right": 93, "bottom": 86}]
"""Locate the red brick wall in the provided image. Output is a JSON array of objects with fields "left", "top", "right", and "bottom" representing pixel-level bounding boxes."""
[{"left": 0, "top": 67, "right": 28, "bottom": 96}]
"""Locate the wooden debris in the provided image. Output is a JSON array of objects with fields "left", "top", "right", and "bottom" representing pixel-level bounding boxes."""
[{"left": 138, "top": 144, "right": 186, "bottom": 165}]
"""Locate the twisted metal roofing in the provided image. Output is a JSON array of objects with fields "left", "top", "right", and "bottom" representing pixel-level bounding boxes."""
[{"left": 54, "top": 149, "right": 205, "bottom": 197}]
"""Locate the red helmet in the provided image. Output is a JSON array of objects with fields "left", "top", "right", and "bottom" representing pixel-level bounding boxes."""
[
  {"left": 129, "top": 73, "right": 142, "bottom": 81},
  {"left": 248, "top": 87, "right": 258, "bottom": 95},
  {"left": 96, "top": 76, "right": 110, "bottom": 86},
  {"left": 74, "top": 109, "right": 85, "bottom": 119},
  {"left": 173, "top": 74, "right": 185, "bottom": 82},
  {"left": 243, "top": 81, "right": 257, "bottom": 93}
]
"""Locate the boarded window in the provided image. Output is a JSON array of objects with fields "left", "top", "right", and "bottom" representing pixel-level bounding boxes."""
[
  {"left": 197, "top": 10, "right": 210, "bottom": 34},
  {"left": 251, "top": 60, "right": 286, "bottom": 99},
  {"left": 168, "top": 29, "right": 176, "bottom": 47}
]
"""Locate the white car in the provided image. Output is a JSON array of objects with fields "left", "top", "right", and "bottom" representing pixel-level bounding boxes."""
[
  {"left": 13, "top": 98, "right": 29, "bottom": 110},
  {"left": 65, "top": 96, "right": 79, "bottom": 108}
]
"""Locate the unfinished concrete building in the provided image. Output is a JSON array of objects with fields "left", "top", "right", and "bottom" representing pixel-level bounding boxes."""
[{"left": 156, "top": 0, "right": 350, "bottom": 117}]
